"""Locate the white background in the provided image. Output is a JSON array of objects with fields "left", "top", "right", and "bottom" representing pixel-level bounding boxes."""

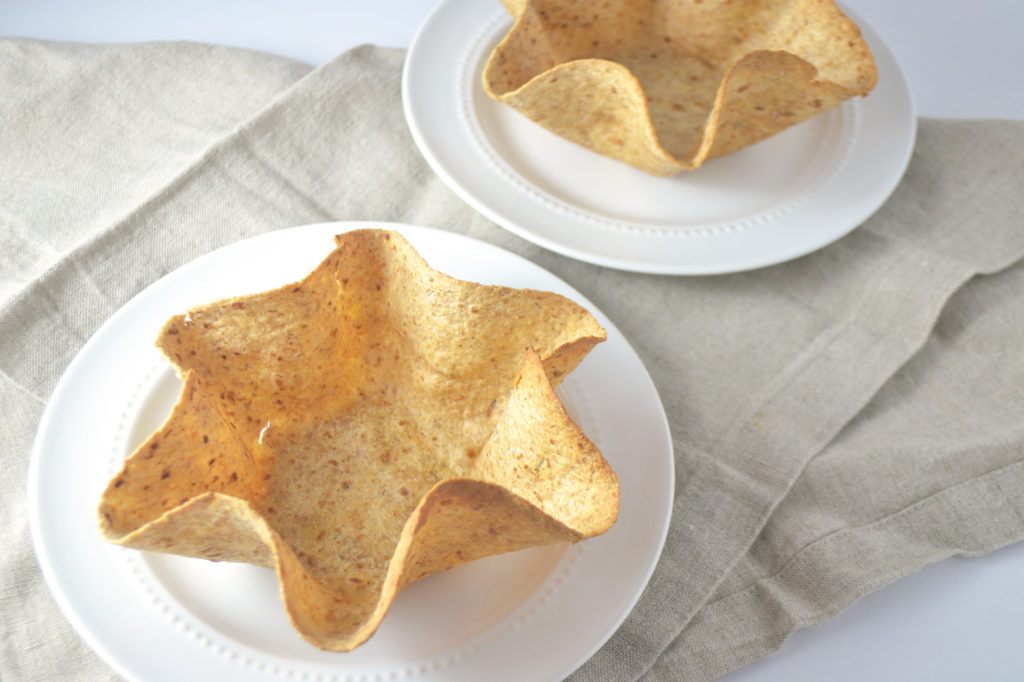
[
  {"left": 5, "top": 1, "right": 1024, "bottom": 680},
  {"left": 4, "top": 0, "right": 1024, "bottom": 120}
]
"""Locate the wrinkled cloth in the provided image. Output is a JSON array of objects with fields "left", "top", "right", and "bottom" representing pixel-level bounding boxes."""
[{"left": 2, "top": 39, "right": 1023, "bottom": 682}]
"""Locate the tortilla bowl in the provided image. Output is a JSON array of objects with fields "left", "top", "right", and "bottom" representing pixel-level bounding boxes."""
[
  {"left": 98, "top": 229, "right": 619, "bottom": 650},
  {"left": 483, "top": 0, "right": 877, "bottom": 175}
]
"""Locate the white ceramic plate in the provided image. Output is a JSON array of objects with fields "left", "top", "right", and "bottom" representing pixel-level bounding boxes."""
[
  {"left": 403, "top": 0, "right": 916, "bottom": 274},
  {"left": 29, "top": 222, "right": 673, "bottom": 682}
]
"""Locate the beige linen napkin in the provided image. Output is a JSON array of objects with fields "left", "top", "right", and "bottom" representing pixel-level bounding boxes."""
[{"left": 3, "top": 39, "right": 1023, "bottom": 682}]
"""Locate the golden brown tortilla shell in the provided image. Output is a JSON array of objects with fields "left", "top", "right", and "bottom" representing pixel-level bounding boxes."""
[
  {"left": 484, "top": 0, "right": 878, "bottom": 175},
  {"left": 98, "top": 229, "right": 617, "bottom": 650}
]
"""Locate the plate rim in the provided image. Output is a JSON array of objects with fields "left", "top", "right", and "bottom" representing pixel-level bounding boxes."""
[
  {"left": 28, "top": 220, "right": 674, "bottom": 682},
  {"left": 402, "top": 0, "right": 917, "bottom": 275}
]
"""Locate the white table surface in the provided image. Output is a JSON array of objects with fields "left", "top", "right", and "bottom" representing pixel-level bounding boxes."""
[{"left": 6, "top": 1, "right": 1024, "bottom": 680}]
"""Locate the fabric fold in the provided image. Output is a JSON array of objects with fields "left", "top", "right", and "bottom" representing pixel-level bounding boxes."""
[
  {"left": 584, "top": 117, "right": 1024, "bottom": 681},
  {"left": 665, "top": 457, "right": 1024, "bottom": 680}
]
